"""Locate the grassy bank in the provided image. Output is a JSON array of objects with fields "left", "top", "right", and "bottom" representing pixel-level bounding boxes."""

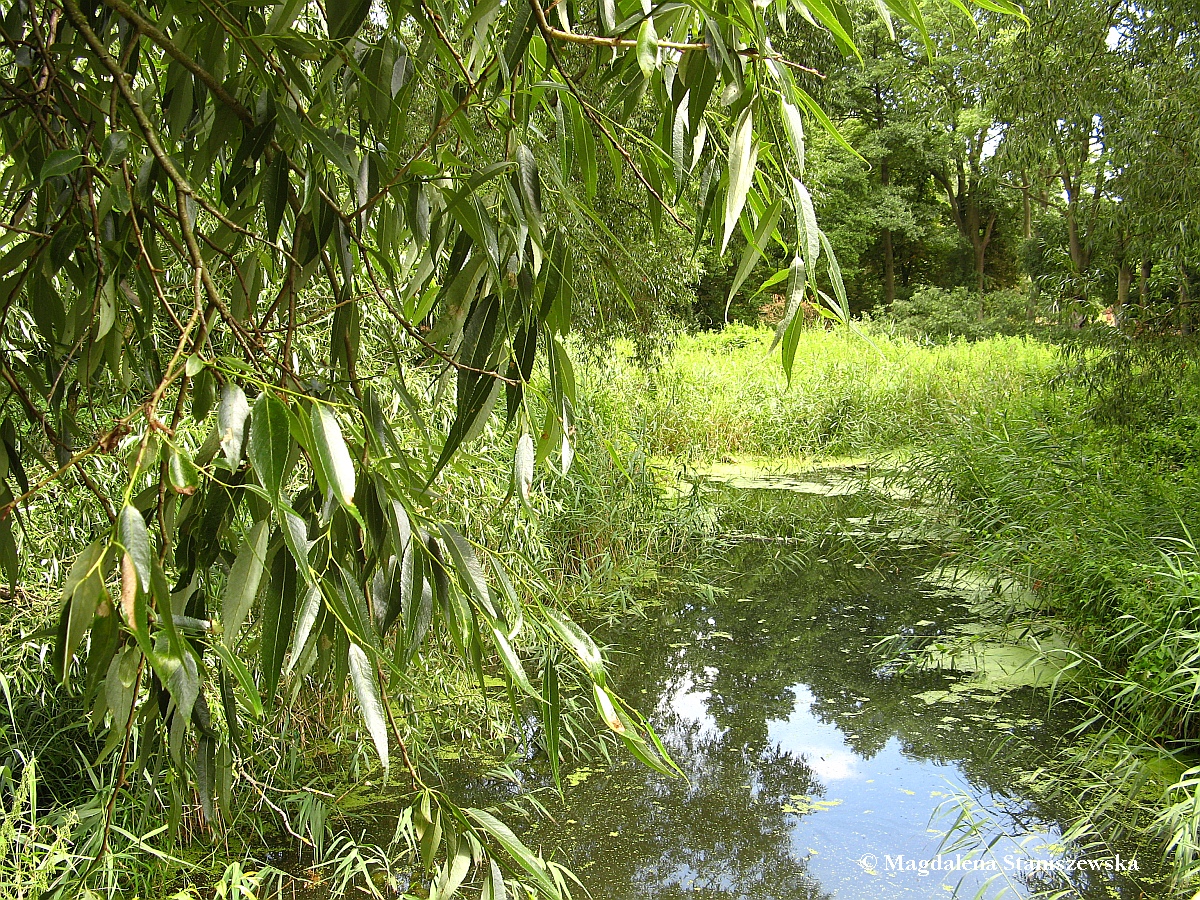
[
  {"left": 901, "top": 337, "right": 1200, "bottom": 889},
  {"left": 6, "top": 320, "right": 1194, "bottom": 898}
]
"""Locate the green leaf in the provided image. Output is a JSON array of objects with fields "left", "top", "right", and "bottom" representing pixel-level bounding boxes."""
[
  {"left": 59, "top": 540, "right": 109, "bottom": 684},
  {"left": 725, "top": 197, "right": 784, "bottom": 319},
  {"left": 721, "top": 105, "right": 756, "bottom": 254},
  {"left": 213, "top": 640, "right": 264, "bottom": 719},
  {"left": 570, "top": 97, "right": 597, "bottom": 199},
  {"left": 819, "top": 230, "right": 848, "bottom": 321},
  {"left": 218, "top": 383, "right": 250, "bottom": 468},
  {"left": 794, "top": 87, "right": 864, "bottom": 161},
  {"left": 260, "top": 545, "right": 298, "bottom": 706},
  {"left": 793, "top": 178, "right": 820, "bottom": 266},
  {"left": 280, "top": 506, "right": 312, "bottom": 584},
  {"left": 769, "top": 254, "right": 807, "bottom": 356},
  {"left": 167, "top": 446, "right": 200, "bottom": 495},
  {"left": 781, "top": 97, "right": 806, "bottom": 178},
  {"left": 39, "top": 149, "right": 83, "bottom": 184},
  {"left": 541, "top": 607, "right": 604, "bottom": 684},
  {"left": 671, "top": 92, "right": 691, "bottom": 194},
  {"left": 463, "top": 808, "right": 558, "bottom": 899},
  {"left": 249, "top": 391, "right": 291, "bottom": 501},
  {"left": 348, "top": 643, "right": 389, "bottom": 770},
  {"left": 102, "top": 132, "right": 131, "bottom": 166},
  {"left": 599, "top": 0, "right": 616, "bottom": 33},
  {"left": 439, "top": 525, "right": 493, "bottom": 612},
  {"left": 872, "top": 0, "right": 895, "bottom": 38},
  {"left": 515, "top": 144, "right": 542, "bottom": 227},
  {"left": 286, "top": 584, "right": 322, "bottom": 676},
  {"left": 312, "top": 404, "right": 356, "bottom": 508},
  {"left": 801, "top": 0, "right": 861, "bottom": 59},
  {"left": 593, "top": 682, "right": 624, "bottom": 733},
  {"left": 162, "top": 648, "right": 200, "bottom": 765},
  {"left": 514, "top": 432, "right": 534, "bottom": 509},
  {"left": 487, "top": 617, "right": 535, "bottom": 696},
  {"left": 221, "top": 519, "right": 270, "bottom": 649},
  {"left": 118, "top": 505, "right": 152, "bottom": 593},
  {"left": 326, "top": 0, "right": 371, "bottom": 40},
  {"left": 636, "top": 17, "right": 658, "bottom": 78}
]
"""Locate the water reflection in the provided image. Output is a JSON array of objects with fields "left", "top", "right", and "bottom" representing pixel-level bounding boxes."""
[{"left": 495, "top": 530, "right": 1145, "bottom": 899}]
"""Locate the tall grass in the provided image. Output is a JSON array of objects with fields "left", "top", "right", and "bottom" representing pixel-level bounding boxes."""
[
  {"left": 574, "top": 323, "right": 1200, "bottom": 892},
  {"left": 579, "top": 323, "right": 1056, "bottom": 461}
]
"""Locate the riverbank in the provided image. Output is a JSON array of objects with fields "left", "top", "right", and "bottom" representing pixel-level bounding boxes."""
[
  {"left": 575, "top": 324, "right": 1200, "bottom": 894},
  {"left": 4, "top": 322, "right": 1196, "bottom": 899}
]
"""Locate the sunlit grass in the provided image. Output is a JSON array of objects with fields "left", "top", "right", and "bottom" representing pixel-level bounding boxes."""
[{"left": 579, "top": 323, "right": 1057, "bottom": 461}]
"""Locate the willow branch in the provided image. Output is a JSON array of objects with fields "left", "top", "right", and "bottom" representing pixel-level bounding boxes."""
[
  {"left": 98, "top": 0, "right": 255, "bottom": 127},
  {"left": 528, "top": 0, "right": 690, "bottom": 232},
  {"left": 63, "top": 0, "right": 266, "bottom": 374},
  {"left": 539, "top": 19, "right": 823, "bottom": 76},
  {"left": 542, "top": 23, "right": 706, "bottom": 51}
]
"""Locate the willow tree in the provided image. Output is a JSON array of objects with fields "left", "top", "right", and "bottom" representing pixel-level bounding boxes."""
[{"left": 0, "top": 0, "right": 1018, "bottom": 891}]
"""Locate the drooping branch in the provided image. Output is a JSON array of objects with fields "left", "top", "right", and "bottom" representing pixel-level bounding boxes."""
[
  {"left": 528, "top": 0, "right": 691, "bottom": 233},
  {"left": 537, "top": 17, "right": 824, "bottom": 77},
  {"left": 98, "top": 0, "right": 255, "bottom": 127},
  {"left": 63, "top": 0, "right": 267, "bottom": 373}
]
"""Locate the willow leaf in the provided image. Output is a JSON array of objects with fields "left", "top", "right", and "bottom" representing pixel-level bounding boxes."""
[
  {"left": 721, "top": 105, "right": 756, "bottom": 254},
  {"left": 349, "top": 643, "right": 389, "bottom": 770},
  {"left": 312, "top": 403, "right": 356, "bottom": 508}
]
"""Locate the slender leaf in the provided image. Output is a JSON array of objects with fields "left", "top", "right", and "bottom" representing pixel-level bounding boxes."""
[
  {"left": 118, "top": 505, "right": 152, "bottom": 593},
  {"left": 636, "top": 17, "right": 658, "bottom": 77},
  {"left": 312, "top": 403, "right": 356, "bottom": 508},
  {"left": 249, "top": 391, "right": 291, "bottom": 501},
  {"left": 349, "top": 643, "right": 389, "bottom": 769},
  {"left": 721, "top": 105, "right": 756, "bottom": 254},
  {"left": 221, "top": 519, "right": 270, "bottom": 649},
  {"left": 218, "top": 384, "right": 251, "bottom": 468}
]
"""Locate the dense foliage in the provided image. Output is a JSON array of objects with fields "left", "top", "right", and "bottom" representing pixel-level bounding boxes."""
[
  {"left": 6, "top": 0, "right": 1200, "bottom": 895},
  {"left": 0, "top": 0, "right": 1033, "bottom": 895},
  {"left": 695, "top": 0, "right": 1200, "bottom": 338}
]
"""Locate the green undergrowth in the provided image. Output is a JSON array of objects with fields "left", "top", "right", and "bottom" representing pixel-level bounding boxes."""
[
  {"left": 0, "top": 345, "right": 688, "bottom": 899},
  {"left": 576, "top": 323, "right": 1200, "bottom": 894},
  {"left": 576, "top": 322, "right": 1057, "bottom": 462},
  {"left": 6, "top": 321, "right": 1190, "bottom": 898}
]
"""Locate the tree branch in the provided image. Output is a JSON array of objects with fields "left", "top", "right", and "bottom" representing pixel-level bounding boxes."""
[
  {"left": 528, "top": 0, "right": 690, "bottom": 233},
  {"left": 97, "top": 0, "right": 254, "bottom": 127}
]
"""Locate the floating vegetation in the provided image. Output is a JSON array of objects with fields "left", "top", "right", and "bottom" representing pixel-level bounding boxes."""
[{"left": 782, "top": 795, "right": 845, "bottom": 815}]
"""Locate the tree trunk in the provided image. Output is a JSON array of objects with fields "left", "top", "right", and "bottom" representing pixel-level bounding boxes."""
[
  {"left": 1116, "top": 263, "right": 1132, "bottom": 321},
  {"left": 975, "top": 242, "right": 986, "bottom": 314},
  {"left": 883, "top": 230, "right": 895, "bottom": 305},
  {"left": 972, "top": 212, "right": 996, "bottom": 307},
  {"left": 1139, "top": 259, "right": 1152, "bottom": 310}
]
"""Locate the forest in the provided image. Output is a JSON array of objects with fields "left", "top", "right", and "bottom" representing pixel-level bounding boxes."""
[{"left": 0, "top": 0, "right": 1198, "bottom": 898}]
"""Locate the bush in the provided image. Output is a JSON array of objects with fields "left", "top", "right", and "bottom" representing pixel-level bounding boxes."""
[{"left": 888, "top": 285, "right": 1033, "bottom": 341}]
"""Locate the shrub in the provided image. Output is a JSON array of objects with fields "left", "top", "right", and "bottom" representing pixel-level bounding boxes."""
[{"left": 888, "top": 285, "right": 1034, "bottom": 341}]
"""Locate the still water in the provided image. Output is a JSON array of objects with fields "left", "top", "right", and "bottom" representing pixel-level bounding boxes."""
[{"left": 446, "top": 474, "right": 1153, "bottom": 899}]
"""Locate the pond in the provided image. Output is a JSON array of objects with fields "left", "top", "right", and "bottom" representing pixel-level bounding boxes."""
[{"left": 439, "top": 470, "right": 1156, "bottom": 899}]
